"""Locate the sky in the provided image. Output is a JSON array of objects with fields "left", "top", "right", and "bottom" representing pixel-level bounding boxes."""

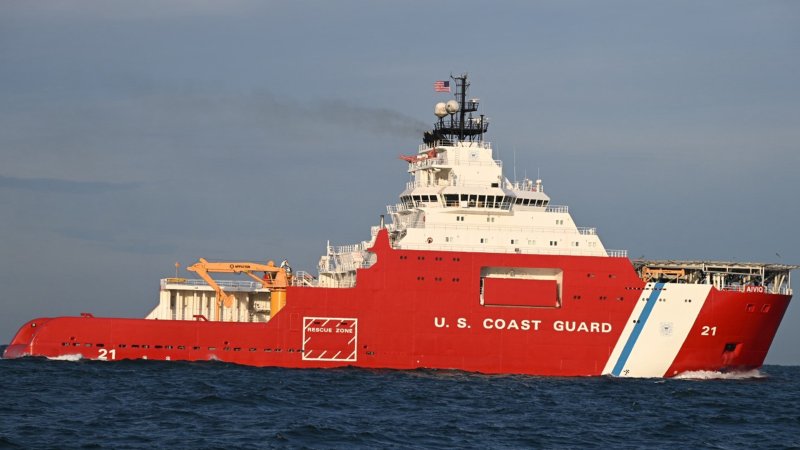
[{"left": 1, "top": 1, "right": 798, "bottom": 364}]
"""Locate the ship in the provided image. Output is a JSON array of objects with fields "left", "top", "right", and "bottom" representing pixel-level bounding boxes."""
[{"left": 4, "top": 74, "right": 796, "bottom": 377}]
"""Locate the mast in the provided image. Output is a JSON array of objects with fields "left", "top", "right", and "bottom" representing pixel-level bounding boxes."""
[
  {"left": 458, "top": 74, "right": 467, "bottom": 140},
  {"left": 423, "top": 73, "right": 488, "bottom": 146}
]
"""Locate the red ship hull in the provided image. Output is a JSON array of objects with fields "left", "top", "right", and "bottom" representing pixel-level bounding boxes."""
[{"left": 3, "top": 230, "right": 791, "bottom": 377}]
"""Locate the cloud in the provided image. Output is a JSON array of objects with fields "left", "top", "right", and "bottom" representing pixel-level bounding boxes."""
[
  {"left": 1, "top": 0, "right": 268, "bottom": 21},
  {"left": 56, "top": 227, "right": 179, "bottom": 255},
  {"left": 0, "top": 174, "right": 140, "bottom": 194},
  {"left": 0, "top": 86, "right": 427, "bottom": 185}
]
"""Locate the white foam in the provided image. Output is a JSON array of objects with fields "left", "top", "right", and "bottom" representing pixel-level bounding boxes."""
[
  {"left": 673, "top": 368, "right": 765, "bottom": 380},
  {"left": 46, "top": 354, "right": 84, "bottom": 362}
]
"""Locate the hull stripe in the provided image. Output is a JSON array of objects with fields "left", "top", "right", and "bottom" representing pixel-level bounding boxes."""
[{"left": 611, "top": 282, "right": 665, "bottom": 376}]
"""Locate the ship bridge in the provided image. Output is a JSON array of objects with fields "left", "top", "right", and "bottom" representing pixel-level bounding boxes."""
[{"left": 384, "top": 73, "right": 623, "bottom": 260}]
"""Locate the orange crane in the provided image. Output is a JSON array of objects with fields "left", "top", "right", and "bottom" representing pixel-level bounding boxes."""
[
  {"left": 187, "top": 258, "right": 288, "bottom": 321},
  {"left": 640, "top": 267, "right": 686, "bottom": 283}
]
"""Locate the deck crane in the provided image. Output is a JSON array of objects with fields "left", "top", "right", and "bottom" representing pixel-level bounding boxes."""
[{"left": 187, "top": 259, "right": 288, "bottom": 321}]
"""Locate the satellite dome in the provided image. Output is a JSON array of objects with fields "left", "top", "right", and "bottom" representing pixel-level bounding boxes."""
[
  {"left": 445, "top": 100, "right": 460, "bottom": 114},
  {"left": 434, "top": 102, "right": 448, "bottom": 118}
]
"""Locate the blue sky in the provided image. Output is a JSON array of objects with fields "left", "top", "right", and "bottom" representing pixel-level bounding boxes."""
[{"left": 1, "top": 1, "right": 799, "bottom": 364}]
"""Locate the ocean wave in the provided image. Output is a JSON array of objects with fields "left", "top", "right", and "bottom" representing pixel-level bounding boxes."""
[
  {"left": 1, "top": 361, "right": 797, "bottom": 448},
  {"left": 45, "top": 353, "right": 83, "bottom": 362},
  {"left": 673, "top": 369, "right": 765, "bottom": 380}
]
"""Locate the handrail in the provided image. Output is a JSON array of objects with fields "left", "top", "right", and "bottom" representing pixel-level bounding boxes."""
[
  {"left": 397, "top": 242, "right": 625, "bottom": 258},
  {"left": 161, "top": 278, "right": 265, "bottom": 290},
  {"left": 401, "top": 222, "right": 595, "bottom": 236},
  {"left": 719, "top": 285, "right": 792, "bottom": 295},
  {"left": 418, "top": 141, "right": 492, "bottom": 152},
  {"left": 407, "top": 159, "right": 502, "bottom": 171}
]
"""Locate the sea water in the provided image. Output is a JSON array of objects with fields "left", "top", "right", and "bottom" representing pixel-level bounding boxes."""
[{"left": 1, "top": 356, "right": 798, "bottom": 449}]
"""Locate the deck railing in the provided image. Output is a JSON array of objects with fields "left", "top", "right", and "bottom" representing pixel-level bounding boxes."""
[
  {"left": 161, "top": 278, "right": 264, "bottom": 291},
  {"left": 719, "top": 285, "right": 792, "bottom": 295}
]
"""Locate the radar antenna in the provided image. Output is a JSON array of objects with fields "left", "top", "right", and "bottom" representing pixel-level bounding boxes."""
[{"left": 423, "top": 73, "right": 489, "bottom": 146}]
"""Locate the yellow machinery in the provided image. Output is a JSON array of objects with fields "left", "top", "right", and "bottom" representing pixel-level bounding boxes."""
[
  {"left": 187, "top": 259, "right": 288, "bottom": 321},
  {"left": 640, "top": 267, "right": 686, "bottom": 283}
]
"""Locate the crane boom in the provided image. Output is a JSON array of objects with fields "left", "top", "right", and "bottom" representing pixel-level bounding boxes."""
[{"left": 187, "top": 258, "right": 288, "bottom": 321}]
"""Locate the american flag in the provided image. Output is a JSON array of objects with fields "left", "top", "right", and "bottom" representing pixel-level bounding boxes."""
[{"left": 434, "top": 80, "right": 450, "bottom": 93}]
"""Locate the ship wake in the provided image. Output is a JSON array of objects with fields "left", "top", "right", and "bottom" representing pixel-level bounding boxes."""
[
  {"left": 674, "top": 369, "right": 765, "bottom": 380},
  {"left": 46, "top": 354, "right": 84, "bottom": 362}
]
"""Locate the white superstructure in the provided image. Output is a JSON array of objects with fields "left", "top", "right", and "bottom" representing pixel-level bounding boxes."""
[
  {"left": 316, "top": 74, "right": 624, "bottom": 288},
  {"left": 387, "top": 140, "right": 617, "bottom": 257}
]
